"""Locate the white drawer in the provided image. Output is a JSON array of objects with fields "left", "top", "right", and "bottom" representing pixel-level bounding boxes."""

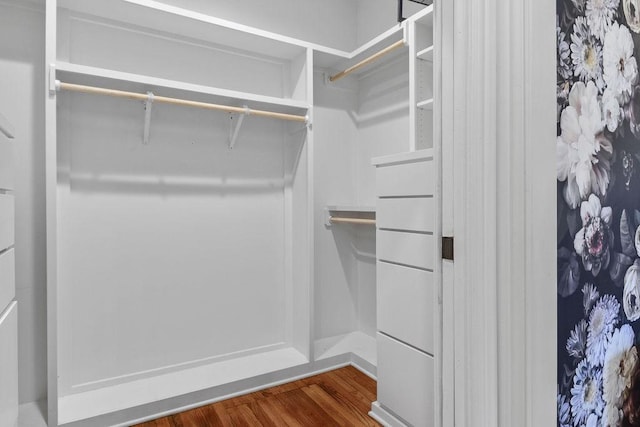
[
  {"left": 0, "top": 194, "right": 13, "bottom": 252},
  {"left": 0, "top": 249, "right": 14, "bottom": 314},
  {"left": 378, "top": 261, "right": 434, "bottom": 354},
  {"left": 377, "top": 332, "right": 434, "bottom": 427},
  {"left": 377, "top": 197, "right": 434, "bottom": 232},
  {"left": 377, "top": 230, "right": 435, "bottom": 270},
  {"left": 0, "top": 139, "right": 13, "bottom": 191},
  {"left": 0, "top": 302, "right": 17, "bottom": 427},
  {"left": 376, "top": 160, "right": 434, "bottom": 197}
]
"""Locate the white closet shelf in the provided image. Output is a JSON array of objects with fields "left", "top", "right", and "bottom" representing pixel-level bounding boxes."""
[
  {"left": 55, "top": 62, "right": 309, "bottom": 117},
  {"left": 325, "top": 206, "right": 376, "bottom": 226},
  {"left": 326, "top": 205, "right": 376, "bottom": 213},
  {"left": 417, "top": 46, "right": 434, "bottom": 62},
  {"left": 0, "top": 112, "right": 14, "bottom": 139},
  {"left": 58, "top": 0, "right": 314, "bottom": 61},
  {"left": 315, "top": 25, "right": 406, "bottom": 73},
  {"left": 417, "top": 99, "right": 434, "bottom": 110}
]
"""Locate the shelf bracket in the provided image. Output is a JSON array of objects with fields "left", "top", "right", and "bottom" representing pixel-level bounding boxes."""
[
  {"left": 143, "top": 92, "right": 154, "bottom": 145},
  {"left": 229, "top": 105, "right": 249, "bottom": 150}
]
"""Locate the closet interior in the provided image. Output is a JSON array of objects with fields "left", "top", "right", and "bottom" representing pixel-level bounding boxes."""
[{"left": 44, "top": 1, "right": 440, "bottom": 426}]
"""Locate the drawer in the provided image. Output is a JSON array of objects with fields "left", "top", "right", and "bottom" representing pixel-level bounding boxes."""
[
  {"left": 0, "top": 138, "right": 13, "bottom": 191},
  {"left": 0, "top": 194, "right": 13, "bottom": 252},
  {"left": 377, "top": 230, "right": 435, "bottom": 270},
  {"left": 377, "top": 197, "right": 434, "bottom": 232},
  {"left": 378, "top": 261, "right": 434, "bottom": 353},
  {"left": 376, "top": 160, "right": 434, "bottom": 197},
  {"left": 377, "top": 332, "right": 434, "bottom": 426},
  {"left": 0, "top": 302, "right": 17, "bottom": 427},
  {"left": 0, "top": 249, "right": 14, "bottom": 314}
]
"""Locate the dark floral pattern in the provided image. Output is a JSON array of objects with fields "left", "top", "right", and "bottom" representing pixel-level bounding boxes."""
[{"left": 557, "top": 0, "right": 640, "bottom": 425}]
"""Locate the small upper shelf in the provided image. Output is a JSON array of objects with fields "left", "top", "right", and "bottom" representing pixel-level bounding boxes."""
[
  {"left": 417, "top": 46, "right": 434, "bottom": 62},
  {"left": 417, "top": 99, "right": 434, "bottom": 110},
  {"left": 55, "top": 62, "right": 309, "bottom": 118}
]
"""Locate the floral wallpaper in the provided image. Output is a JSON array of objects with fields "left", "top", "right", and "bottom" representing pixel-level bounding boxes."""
[{"left": 557, "top": 0, "right": 640, "bottom": 425}]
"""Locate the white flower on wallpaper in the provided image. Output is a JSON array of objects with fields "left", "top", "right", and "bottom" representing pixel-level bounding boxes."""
[
  {"left": 624, "top": 259, "right": 640, "bottom": 321},
  {"left": 560, "top": 22, "right": 574, "bottom": 81},
  {"left": 623, "top": 0, "right": 640, "bottom": 33},
  {"left": 557, "top": 82, "right": 612, "bottom": 209},
  {"left": 574, "top": 195, "right": 614, "bottom": 276},
  {"left": 603, "top": 88, "right": 623, "bottom": 131},
  {"left": 603, "top": 325, "right": 638, "bottom": 416},
  {"left": 586, "top": 0, "right": 620, "bottom": 41},
  {"left": 584, "top": 283, "right": 602, "bottom": 315},
  {"left": 559, "top": 392, "right": 572, "bottom": 427},
  {"left": 568, "top": 319, "right": 589, "bottom": 360},
  {"left": 603, "top": 23, "right": 638, "bottom": 105},
  {"left": 572, "top": 17, "right": 606, "bottom": 91},
  {"left": 571, "top": 358, "right": 605, "bottom": 424},
  {"left": 587, "top": 294, "right": 620, "bottom": 366}
]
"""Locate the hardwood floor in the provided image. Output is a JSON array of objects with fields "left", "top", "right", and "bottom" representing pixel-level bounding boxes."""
[{"left": 133, "top": 366, "right": 381, "bottom": 427}]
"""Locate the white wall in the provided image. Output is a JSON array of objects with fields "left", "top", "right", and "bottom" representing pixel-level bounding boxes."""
[
  {"left": 0, "top": 0, "right": 47, "bottom": 404},
  {"left": 356, "top": 0, "right": 426, "bottom": 46}
]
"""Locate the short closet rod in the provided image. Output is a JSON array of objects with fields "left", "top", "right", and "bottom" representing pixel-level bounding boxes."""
[
  {"left": 57, "top": 82, "right": 308, "bottom": 123},
  {"left": 329, "top": 39, "right": 405, "bottom": 82},
  {"left": 329, "top": 217, "right": 376, "bottom": 225}
]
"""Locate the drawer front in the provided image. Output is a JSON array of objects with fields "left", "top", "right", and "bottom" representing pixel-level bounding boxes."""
[
  {"left": 376, "top": 160, "right": 434, "bottom": 197},
  {"left": 378, "top": 261, "right": 434, "bottom": 354},
  {"left": 0, "top": 249, "right": 14, "bottom": 314},
  {"left": 0, "top": 139, "right": 13, "bottom": 191},
  {"left": 0, "top": 194, "right": 13, "bottom": 252},
  {"left": 0, "top": 302, "right": 18, "bottom": 427},
  {"left": 377, "top": 230, "right": 434, "bottom": 270},
  {"left": 377, "top": 197, "right": 434, "bottom": 232},
  {"left": 377, "top": 332, "right": 434, "bottom": 427}
]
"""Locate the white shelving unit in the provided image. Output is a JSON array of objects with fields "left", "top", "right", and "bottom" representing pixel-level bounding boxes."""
[{"left": 45, "top": 0, "right": 441, "bottom": 425}]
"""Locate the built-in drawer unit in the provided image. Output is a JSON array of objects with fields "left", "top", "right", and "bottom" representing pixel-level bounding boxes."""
[
  {"left": 377, "top": 261, "right": 434, "bottom": 354},
  {"left": 0, "top": 249, "right": 15, "bottom": 317},
  {"left": 377, "top": 230, "right": 434, "bottom": 271},
  {"left": 377, "top": 197, "right": 434, "bottom": 232},
  {"left": 0, "top": 301, "right": 18, "bottom": 427},
  {"left": 375, "top": 157, "right": 434, "bottom": 197},
  {"left": 377, "top": 332, "right": 434, "bottom": 426}
]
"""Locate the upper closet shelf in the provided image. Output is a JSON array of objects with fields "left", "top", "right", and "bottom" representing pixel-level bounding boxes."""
[
  {"left": 0, "top": 112, "right": 14, "bottom": 139},
  {"left": 57, "top": 0, "right": 314, "bottom": 61},
  {"left": 55, "top": 62, "right": 309, "bottom": 119}
]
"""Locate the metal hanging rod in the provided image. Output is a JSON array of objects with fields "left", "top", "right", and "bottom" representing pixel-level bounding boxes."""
[
  {"left": 329, "top": 217, "right": 376, "bottom": 226},
  {"left": 56, "top": 82, "right": 308, "bottom": 123},
  {"left": 329, "top": 39, "right": 406, "bottom": 82}
]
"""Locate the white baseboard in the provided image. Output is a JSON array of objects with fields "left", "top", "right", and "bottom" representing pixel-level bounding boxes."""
[{"left": 369, "top": 401, "right": 409, "bottom": 427}]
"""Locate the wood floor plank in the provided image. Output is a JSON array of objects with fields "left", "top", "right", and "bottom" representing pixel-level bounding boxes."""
[
  {"left": 171, "top": 408, "right": 211, "bottom": 427},
  {"left": 302, "top": 383, "right": 367, "bottom": 426},
  {"left": 274, "top": 389, "right": 338, "bottom": 426},
  {"left": 133, "top": 366, "right": 379, "bottom": 427},
  {"left": 227, "top": 403, "right": 264, "bottom": 427}
]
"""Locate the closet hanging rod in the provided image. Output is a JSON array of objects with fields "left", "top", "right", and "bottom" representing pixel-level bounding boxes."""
[
  {"left": 329, "top": 39, "right": 406, "bottom": 82},
  {"left": 329, "top": 217, "right": 376, "bottom": 225},
  {"left": 56, "top": 82, "right": 308, "bottom": 123}
]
